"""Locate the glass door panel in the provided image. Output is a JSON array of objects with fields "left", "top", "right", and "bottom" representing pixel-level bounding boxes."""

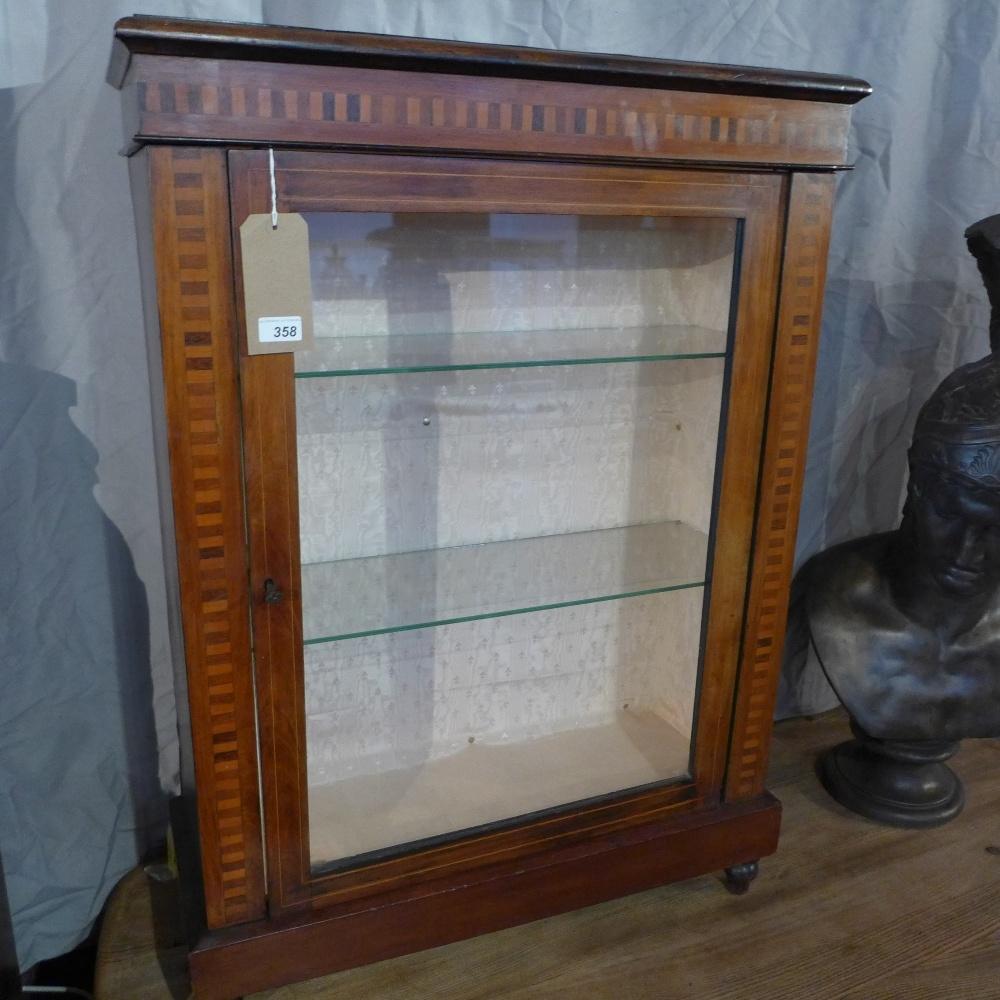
[
  {"left": 296, "top": 211, "right": 737, "bottom": 871},
  {"left": 297, "top": 213, "right": 732, "bottom": 374}
]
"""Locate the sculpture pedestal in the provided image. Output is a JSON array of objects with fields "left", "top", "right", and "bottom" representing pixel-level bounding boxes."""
[{"left": 818, "top": 720, "right": 964, "bottom": 828}]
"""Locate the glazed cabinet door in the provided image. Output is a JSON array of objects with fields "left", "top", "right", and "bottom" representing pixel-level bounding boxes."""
[{"left": 229, "top": 150, "right": 784, "bottom": 915}]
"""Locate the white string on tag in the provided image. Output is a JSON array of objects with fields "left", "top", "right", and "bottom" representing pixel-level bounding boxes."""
[{"left": 269, "top": 147, "right": 278, "bottom": 229}]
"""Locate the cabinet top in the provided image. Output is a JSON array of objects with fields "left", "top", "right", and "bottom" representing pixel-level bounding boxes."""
[{"left": 109, "top": 15, "right": 870, "bottom": 105}]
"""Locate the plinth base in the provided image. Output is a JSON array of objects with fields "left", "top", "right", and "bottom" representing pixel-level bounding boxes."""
[{"left": 818, "top": 720, "right": 964, "bottom": 828}]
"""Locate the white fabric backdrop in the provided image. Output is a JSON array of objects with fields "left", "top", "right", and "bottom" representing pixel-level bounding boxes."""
[{"left": 2, "top": 0, "right": 998, "bottom": 970}]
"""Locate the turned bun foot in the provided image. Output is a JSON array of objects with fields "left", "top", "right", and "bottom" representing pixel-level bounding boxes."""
[
  {"left": 818, "top": 719, "right": 964, "bottom": 828},
  {"left": 723, "top": 860, "right": 759, "bottom": 895}
]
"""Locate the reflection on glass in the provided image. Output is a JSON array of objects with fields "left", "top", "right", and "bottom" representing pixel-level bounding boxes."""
[
  {"left": 297, "top": 212, "right": 737, "bottom": 870},
  {"left": 298, "top": 213, "right": 734, "bottom": 374},
  {"left": 302, "top": 520, "right": 708, "bottom": 643}
]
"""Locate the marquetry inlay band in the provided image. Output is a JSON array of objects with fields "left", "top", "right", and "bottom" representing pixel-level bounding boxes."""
[
  {"left": 126, "top": 57, "right": 852, "bottom": 167},
  {"left": 152, "top": 146, "right": 265, "bottom": 927},
  {"left": 726, "top": 173, "right": 835, "bottom": 801},
  {"left": 140, "top": 79, "right": 834, "bottom": 147}
]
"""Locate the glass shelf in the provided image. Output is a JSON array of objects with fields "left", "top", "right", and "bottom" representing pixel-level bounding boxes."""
[
  {"left": 301, "top": 519, "right": 708, "bottom": 644},
  {"left": 294, "top": 323, "right": 727, "bottom": 378}
]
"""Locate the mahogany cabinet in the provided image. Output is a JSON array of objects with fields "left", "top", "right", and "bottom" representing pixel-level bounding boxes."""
[{"left": 109, "top": 16, "right": 869, "bottom": 999}]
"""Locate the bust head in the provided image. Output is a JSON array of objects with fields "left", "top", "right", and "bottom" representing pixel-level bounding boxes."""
[
  {"left": 966, "top": 215, "right": 1000, "bottom": 351},
  {"left": 903, "top": 354, "right": 1000, "bottom": 596}
]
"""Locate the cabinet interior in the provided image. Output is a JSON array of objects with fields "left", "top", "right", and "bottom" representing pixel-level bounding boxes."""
[{"left": 294, "top": 211, "right": 736, "bottom": 867}]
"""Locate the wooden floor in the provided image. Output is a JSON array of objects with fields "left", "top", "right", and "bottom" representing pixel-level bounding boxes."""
[{"left": 95, "top": 709, "right": 1000, "bottom": 999}]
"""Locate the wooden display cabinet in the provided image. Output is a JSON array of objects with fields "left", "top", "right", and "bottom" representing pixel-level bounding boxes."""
[{"left": 109, "top": 17, "right": 869, "bottom": 999}]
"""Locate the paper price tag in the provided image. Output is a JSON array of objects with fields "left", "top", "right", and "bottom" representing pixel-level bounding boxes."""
[
  {"left": 258, "top": 316, "right": 304, "bottom": 344},
  {"left": 240, "top": 212, "right": 314, "bottom": 356}
]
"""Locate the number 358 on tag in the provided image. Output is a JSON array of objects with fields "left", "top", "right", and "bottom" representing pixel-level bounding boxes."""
[{"left": 258, "top": 315, "right": 303, "bottom": 343}]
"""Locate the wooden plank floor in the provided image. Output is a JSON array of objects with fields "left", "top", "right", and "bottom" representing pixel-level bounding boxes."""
[{"left": 95, "top": 709, "right": 1000, "bottom": 999}]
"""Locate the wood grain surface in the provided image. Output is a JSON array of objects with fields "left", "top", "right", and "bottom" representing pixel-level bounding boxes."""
[
  {"left": 119, "top": 53, "right": 855, "bottom": 168},
  {"left": 95, "top": 708, "right": 1000, "bottom": 1000}
]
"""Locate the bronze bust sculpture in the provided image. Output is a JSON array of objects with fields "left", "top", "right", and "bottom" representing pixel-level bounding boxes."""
[{"left": 805, "top": 214, "right": 1000, "bottom": 826}]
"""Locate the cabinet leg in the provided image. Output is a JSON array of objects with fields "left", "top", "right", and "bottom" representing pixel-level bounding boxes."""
[{"left": 723, "top": 860, "right": 759, "bottom": 895}]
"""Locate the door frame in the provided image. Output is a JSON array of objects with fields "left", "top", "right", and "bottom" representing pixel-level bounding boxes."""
[{"left": 228, "top": 148, "right": 786, "bottom": 917}]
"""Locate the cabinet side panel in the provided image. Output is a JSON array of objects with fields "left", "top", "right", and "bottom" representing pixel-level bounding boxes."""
[
  {"left": 725, "top": 172, "right": 835, "bottom": 801},
  {"left": 128, "top": 149, "right": 194, "bottom": 795},
  {"left": 147, "top": 146, "right": 266, "bottom": 926},
  {"left": 128, "top": 148, "right": 206, "bottom": 938}
]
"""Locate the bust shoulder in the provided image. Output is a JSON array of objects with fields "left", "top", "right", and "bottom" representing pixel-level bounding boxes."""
[
  {"left": 803, "top": 529, "right": 1000, "bottom": 739},
  {"left": 803, "top": 531, "right": 900, "bottom": 629},
  {"left": 803, "top": 530, "right": 931, "bottom": 738}
]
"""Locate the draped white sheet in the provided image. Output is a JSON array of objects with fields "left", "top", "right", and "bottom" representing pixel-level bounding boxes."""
[{"left": 2, "top": 0, "right": 998, "bottom": 970}]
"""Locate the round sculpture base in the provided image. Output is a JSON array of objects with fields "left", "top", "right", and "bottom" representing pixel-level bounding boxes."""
[{"left": 818, "top": 720, "right": 964, "bottom": 828}]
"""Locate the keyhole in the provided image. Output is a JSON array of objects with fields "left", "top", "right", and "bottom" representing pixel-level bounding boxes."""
[{"left": 263, "top": 578, "right": 283, "bottom": 604}]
